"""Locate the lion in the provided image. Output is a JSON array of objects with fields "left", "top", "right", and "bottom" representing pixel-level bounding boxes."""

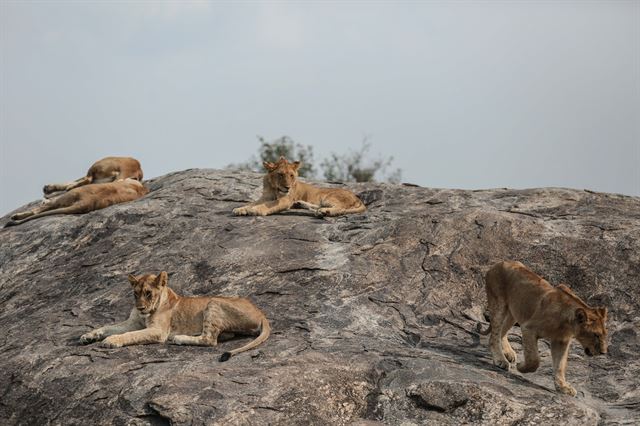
[
  {"left": 477, "top": 261, "right": 608, "bottom": 396},
  {"left": 4, "top": 178, "right": 148, "bottom": 227},
  {"left": 43, "top": 156, "right": 143, "bottom": 199},
  {"left": 232, "top": 156, "right": 366, "bottom": 217},
  {"left": 80, "top": 272, "right": 271, "bottom": 362}
]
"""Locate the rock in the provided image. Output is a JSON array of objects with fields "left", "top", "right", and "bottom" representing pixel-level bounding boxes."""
[{"left": 0, "top": 169, "right": 638, "bottom": 425}]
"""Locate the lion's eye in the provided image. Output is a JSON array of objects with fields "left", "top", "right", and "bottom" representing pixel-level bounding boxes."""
[{"left": 145, "top": 291, "right": 152, "bottom": 299}]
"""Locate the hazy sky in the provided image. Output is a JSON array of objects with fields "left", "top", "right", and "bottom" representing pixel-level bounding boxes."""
[{"left": 1, "top": 1, "right": 638, "bottom": 214}]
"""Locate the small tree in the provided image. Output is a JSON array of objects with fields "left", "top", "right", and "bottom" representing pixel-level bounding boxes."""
[
  {"left": 320, "top": 139, "right": 401, "bottom": 183},
  {"left": 228, "top": 136, "right": 316, "bottom": 178}
]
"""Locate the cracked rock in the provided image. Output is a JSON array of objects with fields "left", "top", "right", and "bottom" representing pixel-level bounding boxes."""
[{"left": 1, "top": 169, "right": 639, "bottom": 425}]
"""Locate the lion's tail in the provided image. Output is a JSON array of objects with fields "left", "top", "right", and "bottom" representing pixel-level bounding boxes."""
[
  {"left": 219, "top": 317, "right": 271, "bottom": 362},
  {"left": 476, "top": 322, "right": 491, "bottom": 336}
]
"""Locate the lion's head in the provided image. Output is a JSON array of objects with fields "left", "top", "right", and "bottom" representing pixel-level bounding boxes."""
[
  {"left": 574, "top": 306, "right": 608, "bottom": 356},
  {"left": 264, "top": 156, "right": 301, "bottom": 195},
  {"left": 128, "top": 271, "right": 168, "bottom": 315}
]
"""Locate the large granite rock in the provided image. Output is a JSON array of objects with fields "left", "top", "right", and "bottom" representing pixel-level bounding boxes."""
[{"left": 1, "top": 169, "right": 638, "bottom": 425}]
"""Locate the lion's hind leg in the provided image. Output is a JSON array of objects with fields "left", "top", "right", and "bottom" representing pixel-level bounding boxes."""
[
  {"left": 9, "top": 200, "right": 63, "bottom": 222},
  {"left": 315, "top": 196, "right": 366, "bottom": 217},
  {"left": 294, "top": 200, "right": 321, "bottom": 211},
  {"left": 293, "top": 200, "right": 345, "bottom": 217},
  {"left": 500, "top": 313, "right": 517, "bottom": 363},
  {"left": 43, "top": 175, "right": 92, "bottom": 197},
  {"left": 516, "top": 326, "right": 540, "bottom": 373},
  {"left": 6, "top": 193, "right": 82, "bottom": 227},
  {"left": 91, "top": 171, "right": 120, "bottom": 184},
  {"left": 319, "top": 205, "right": 366, "bottom": 216},
  {"left": 169, "top": 301, "right": 224, "bottom": 347},
  {"left": 488, "top": 302, "right": 511, "bottom": 370}
]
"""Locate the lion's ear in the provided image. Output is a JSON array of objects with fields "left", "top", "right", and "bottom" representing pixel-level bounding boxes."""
[
  {"left": 292, "top": 161, "right": 301, "bottom": 171},
  {"left": 263, "top": 161, "right": 277, "bottom": 171},
  {"left": 558, "top": 283, "right": 574, "bottom": 294},
  {"left": 598, "top": 307, "right": 608, "bottom": 321},
  {"left": 128, "top": 274, "right": 138, "bottom": 286},
  {"left": 155, "top": 271, "right": 168, "bottom": 288},
  {"left": 575, "top": 308, "right": 587, "bottom": 324}
]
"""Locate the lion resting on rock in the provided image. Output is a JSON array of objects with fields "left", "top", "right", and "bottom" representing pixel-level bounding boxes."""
[
  {"left": 233, "top": 156, "right": 366, "bottom": 217},
  {"left": 478, "top": 261, "right": 608, "bottom": 396},
  {"left": 80, "top": 272, "right": 270, "bottom": 362},
  {"left": 43, "top": 156, "right": 143, "bottom": 199},
  {"left": 5, "top": 178, "right": 148, "bottom": 227}
]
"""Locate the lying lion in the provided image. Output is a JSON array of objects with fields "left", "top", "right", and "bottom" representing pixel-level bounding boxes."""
[
  {"left": 80, "top": 272, "right": 270, "bottom": 362},
  {"left": 233, "top": 156, "right": 366, "bottom": 217},
  {"left": 43, "top": 156, "right": 143, "bottom": 199},
  {"left": 478, "top": 261, "right": 608, "bottom": 396},
  {"left": 5, "top": 178, "right": 148, "bottom": 227}
]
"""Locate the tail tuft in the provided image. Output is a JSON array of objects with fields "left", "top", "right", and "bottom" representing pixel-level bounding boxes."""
[{"left": 219, "top": 352, "right": 232, "bottom": 362}]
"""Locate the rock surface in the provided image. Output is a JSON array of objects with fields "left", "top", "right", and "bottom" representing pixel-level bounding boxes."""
[{"left": 1, "top": 169, "right": 639, "bottom": 425}]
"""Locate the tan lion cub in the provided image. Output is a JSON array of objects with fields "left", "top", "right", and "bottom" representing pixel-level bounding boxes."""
[
  {"left": 5, "top": 179, "right": 148, "bottom": 227},
  {"left": 80, "top": 272, "right": 270, "bottom": 362},
  {"left": 43, "top": 156, "right": 143, "bottom": 199},
  {"left": 233, "top": 156, "right": 366, "bottom": 217},
  {"left": 478, "top": 261, "right": 608, "bottom": 396}
]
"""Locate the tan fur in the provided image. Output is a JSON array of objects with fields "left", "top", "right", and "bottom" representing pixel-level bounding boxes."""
[
  {"left": 43, "top": 156, "right": 143, "bottom": 198},
  {"left": 80, "top": 272, "right": 270, "bottom": 362},
  {"left": 479, "top": 261, "right": 608, "bottom": 396},
  {"left": 232, "top": 156, "right": 366, "bottom": 217},
  {"left": 5, "top": 178, "right": 148, "bottom": 227}
]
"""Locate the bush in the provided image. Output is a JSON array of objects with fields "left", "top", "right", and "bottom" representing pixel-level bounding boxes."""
[
  {"left": 320, "top": 139, "right": 401, "bottom": 183},
  {"left": 229, "top": 135, "right": 401, "bottom": 183}
]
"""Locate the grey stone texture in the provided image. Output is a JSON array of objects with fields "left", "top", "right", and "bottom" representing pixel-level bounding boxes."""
[{"left": 1, "top": 169, "right": 638, "bottom": 425}]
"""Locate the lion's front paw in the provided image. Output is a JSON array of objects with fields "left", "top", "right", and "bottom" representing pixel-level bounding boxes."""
[
  {"left": 167, "top": 335, "right": 182, "bottom": 345},
  {"left": 555, "top": 382, "right": 577, "bottom": 397},
  {"left": 100, "top": 336, "right": 123, "bottom": 348},
  {"left": 80, "top": 331, "right": 102, "bottom": 344},
  {"left": 493, "top": 358, "right": 510, "bottom": 370},
  {"left": 516, "top": 361, "right": 539, "bottom": 373},
  {"left": 504, "top": 349, "right": 517, "bottom": 363},
  {"left": 233, "top": 207, "right": 251, "bottom": 216}
]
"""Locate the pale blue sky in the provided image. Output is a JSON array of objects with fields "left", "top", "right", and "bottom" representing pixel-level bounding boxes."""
[{"left": 1, "top": 1, "right": 638, "bottom": 214}]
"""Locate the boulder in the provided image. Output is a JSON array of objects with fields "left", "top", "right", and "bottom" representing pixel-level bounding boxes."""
[{"left": 1, "top": 169, "right": 638, "bottom": 425}]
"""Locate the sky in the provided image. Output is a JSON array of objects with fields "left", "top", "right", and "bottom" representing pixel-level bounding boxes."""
[{"left": 1, "top": 1, "right": 638, "bottom": 214}]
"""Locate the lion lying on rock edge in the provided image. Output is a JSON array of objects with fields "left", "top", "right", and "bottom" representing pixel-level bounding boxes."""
[
  {"left": 80, "top": 272, "right": 270, "bottom": 362},
  {"left": 233, "top": 156, "right": 366, "bottom": 217}
]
